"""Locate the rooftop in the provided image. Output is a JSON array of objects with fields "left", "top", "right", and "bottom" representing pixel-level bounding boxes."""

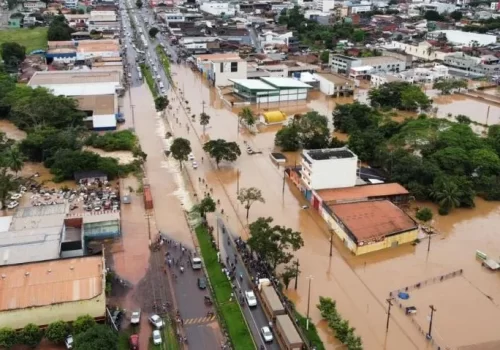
[
  {"left": 317, "top": 183, "right": 409, "bottom": 204},
  {"left": 0, "top": 255, "right": 103, "bottom": 312},
  {"left": 28, "top": 71, "right": 120, "bottom": 85},
  {"left": 304, "top": 147, "right": 356, "bottom": 161},
  {"left": 74, "top": 94, "right": 116, "bottom": 115},
  {"left": 260, "top": 77, "right": 312, "bottom": 89},
  {"left": 195, "top": 53, "right": 241, "bottom": 62},
  {"left": 315, "top": 72, "right": 353, "bottom": 85},
  {"left": 361, "top": 56, "right": 403, "bottom": 65},
  {"left": 31, "top": 83, "right": 119, "bottom": 97},
  {"left": 0, "top": 204, "right": 68, "bottom": 266},
  {"left": 230, "top": 78, "right": 277, "bottom": 90},
  {"left": 331, "top": 200, "right": 417, "bottom": 243},
  {"left": 275, "top": 315, "right": 303, "bottom": 346}
]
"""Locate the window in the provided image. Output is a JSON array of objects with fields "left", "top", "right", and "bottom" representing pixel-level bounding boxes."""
[
  {"left": 220, "top": 63, "right": 224, "bottom": 73},
  {"left": 231, "top": 62, "right": 238, "bottom": 72}
]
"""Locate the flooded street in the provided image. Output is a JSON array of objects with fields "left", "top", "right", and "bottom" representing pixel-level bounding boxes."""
[{"left": 159, "top": 64, "right": 500, "bottom": 349}]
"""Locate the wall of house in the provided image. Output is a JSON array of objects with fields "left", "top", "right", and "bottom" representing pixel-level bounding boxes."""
[
  {"left": 1, "top": 292, "right": 106, "bottom": 329},
  {"left": 319, "top": 205, "right": 358, "bottom": 253},
  {"left": 355, "top": 228, "right": 418, "bottom": 255},
  {"left": 301, "top": 154, "right": 357, "bottom": 190},
  {"left": 213, "top": 60, "right": 247, "bottom": 86}
]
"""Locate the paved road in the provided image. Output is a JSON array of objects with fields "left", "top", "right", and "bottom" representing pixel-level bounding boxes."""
[
  {"left": 119, "top": 4, "right": 224, "bottom": 350},
  {"left": 217, "top": 216, "right": 281, "bottom": 350}
]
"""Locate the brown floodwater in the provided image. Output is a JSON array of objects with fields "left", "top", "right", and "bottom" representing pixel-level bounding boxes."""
[
  {"left": 0, "top": 120, "right": 27, "bottom": 141},
  {"left": 154, "top": 64, "right": 500, "bottom": 349}
]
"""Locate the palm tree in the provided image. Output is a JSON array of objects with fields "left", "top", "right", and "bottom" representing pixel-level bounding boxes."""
[
  {"left": 430, "top": 180, "right": 462, "bottom": 212},
  {"left": 5, "top": 147, "right": 24, "bottom": 176},
  {"left": 238, "top": 107, "right": 256, "bottom": 128},
  {"left": 200, "top": 112, "right": 210, "bottom": 134}
]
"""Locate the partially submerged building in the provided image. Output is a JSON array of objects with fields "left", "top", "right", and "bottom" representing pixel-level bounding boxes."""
[{"left": 230, "top": 77, "right": 312, "bottom": 103}]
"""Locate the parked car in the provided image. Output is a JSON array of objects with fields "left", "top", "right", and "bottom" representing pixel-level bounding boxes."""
[
  {"left": 245, "top": 290, "right": 257, "bottom": 307},
  {"left": 261, "top": 326, "right": 273, "bottom": 342},
  {"left": 197, "top": 277, "right": 207, "bottom": 289},
  {"left": 65, "top": 335, "right": 74, "bottom": 349},
  {"left": 149, "top": 314, "right": 164, "bottom": 328},
  {"left": 131, "top": 310, "right": 141, "bottom": 325},
  {"left": 129, "top": 334, "right": 139, "bottom": 350},
  {"left": 152, "top": 330, "right": 162, "bottom": 345},
  {"left": 10, "top": 193, "right": 21, "bottom": 200},
  {"left": 7, "top": 201, "right": 19, "bottom": 209}
]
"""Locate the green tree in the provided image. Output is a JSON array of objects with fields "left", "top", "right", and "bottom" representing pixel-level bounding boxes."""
[
  {"left": 345, "top": 333, "right": 363, "bottom": 350},
  {"left": 352, "top": 29, "right": 365, "bottom": 42},
  {"left": 154, "top": 96, "right": 169, "bottom": 112},
  {"left": 148, "top": 27, "right": 159, "bottom": 38},
  {"left": 400, "top": 84, "right": 431, "bottom": 110},
  {"left": 46, "top": 321, "right": 69, "bottom": 344},
  {"left": 0, "top": 168, "right": 19, "bottom": 209},
  {"left": 1, "top": 42, "right": 26, "bottom": 69},
  {"left": 170, "top": 137, "right": 191, "bottom": 169},
  {"left": 430, "top": 178, "right": 462, "bottom": 214},
  {"left": 416, "top": 207, "right": 433, "bottom": 223},
  {"left": 450, "top": 10, "right": 463, "bottom": 21},
  {"left": 0, "top": 327, "right": 17, "bottom": 349},
  {"left": 332, "top": 102, "right": 380, "bottom": 133},
  {"left": 317, "top": 297, "right": 338, "bottom": 320},
  {"left": 297, "top": 111, "right": 330, "bottom": 149},
  {"left": 320, "top": 50, "right": 330, "bottom": 64},
  {"left": 20, "top": 127, "right": 82, "bottom": 162},
  {"left": 19, "top": 323, "right": 43, "bottom": 348},
  {"left": 333, "top": 319, "right": 351, "bottom": 343},
  {"left": 136, "top": 0, "right": 143, "bottom": 8},
  {"left": 275, "top": 124, "right": 300, "bottom": 151},
  {"left": 47, "top": 16, "right": 73, "bottom": 41},
  {"left": 238, "top": 107, "right": 256, "bottom": 127},
  {"left": 247, "top": 217, "right": 304, "bottom": 270},
  {"left": 369, "top": 82, "right": 430, "bottom": 110},
  {"left": 72, "top": 315, "right": 97, "bottom": 335},
  {"left": 280, "top": 264, "right": 299, "bottom": 289},
  {"left": 74, "top": 325, "right": 118, "bottom": 350},
  {"left": 192, "top": 196, "right": 216, "bottom": 218},
  {"left": 348, "top": 127, "right": 385, "bottom": 162},
  {"left": 455, "top": 114, "right": 471, "bottom": 124},
  {"left": 237, "top": 187, "right": 265, "bottom": 220},
  {"left": 203, "top": 139, "right": 241, "bottom": 168},
  {"left": 4, "top": 146, "right": 24, "bottom": 175},
  {"left": 200, "top": 112, "right": 210, "bottom": 133},
  {"left": 424, "top": 10, "right": 444, "bottom": 21}
]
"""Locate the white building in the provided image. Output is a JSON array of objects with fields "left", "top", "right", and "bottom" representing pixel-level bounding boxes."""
[
  {"left": 430, "top": 30, "right": 497, "bottom": 46},
  {"left": 259, "top": 31, "right": 294, "bottom": 47},
  {"left": 312, "top": 72, "right": 355, "bottom": 96},
  {"left": 162, "top": 13, "right": 185, "bottom": 23},
  {"left": 196, "top": 53, "right": 247, "bottom": 86},
  {"left": 301, "top": 148, "right": 358, "bottom": 190},
  {"left": 199, "top": 2, "right": 236, "bottom": 16},
  {"left": 89, "top": 11, "right": 117, "bottom": 22},
  {"left": 422, "top": 2, "right": 456, "bottom": 14},
  {"left": 383, "top": 41, "right": 449, "bottom": 61},
  {"left": 370, "top": 73, "right": 402, "bottom": 88},
  {"left": 350, "top": 3, "right": 372, "bottom": 13},
  {"left": 64, "top": 0, "right": 78, "bottom": 8},
  {"left": 313, "top": 0, "right": 335, "bottom": 13}
]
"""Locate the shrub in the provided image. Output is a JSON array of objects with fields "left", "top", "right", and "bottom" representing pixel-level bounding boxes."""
[
  {"left": 19, "top": 323, "right": 43, "bottom": 348},
  {"left": 0, "top": 327, "right": 17, "bottom": 349},
  {"left": 72, "top": 315, "right": 96, "bottom": 335},
  {"left": 46, "top": 321, "right": 69, "bottom": 344},
  {"left": 85, "top": 130, "right": 137, "bottom": 152}
]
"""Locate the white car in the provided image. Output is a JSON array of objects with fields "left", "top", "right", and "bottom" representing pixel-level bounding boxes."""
[
  {"left": 245, "top": 290, "right": 257, "bottom": 307},
  {"left": 10, "top": 193, "right": 21, "bottom": 200},
  {"left": 7, "top": 201, "right": 19, "bottom": 209},
  {"left": 188, "top": 153, "right": 195, "bottom": 160},
  {"left": 261, "top": 326, "right": 273, "bottom": 342},
  {"left": 131, "top": 310, "right": 141, "bottom": 324},
  {"left": 65, "top": 335, "right": 74, "bottom": 349},
  {"left": 152, "top": 330, "right": 162, "bottom": 345},
  {"left": 192, "top": 161, "right": 198, "bottom": 169},
  {"left": 149, "top": 314, "right": 164, "bottom": 328}
]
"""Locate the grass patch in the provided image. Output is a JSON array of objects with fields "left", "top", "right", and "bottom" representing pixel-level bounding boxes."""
[
  {"left": 156, "top": 46, "right": 171, "bottom": 79},
  {"left": 118, "top": 329, "right": 134, "bottom": 350},
  {"left": 85, "top": 130, "right": 138, "bottom": 151},
  {"left": 195, "top": 225, "right": 254, "bottom": 350},
  {"left": 140, "top": 63, "right": 158, "bottom": 97},
  {"left": 294, "top": 311, "right": 326, "bottom": 350},
  {"left": 0, "top": 28, "right": 48, "bottom": 54},
  {"left": 164, "top": 321, "right": 180, "bottom": 350}
]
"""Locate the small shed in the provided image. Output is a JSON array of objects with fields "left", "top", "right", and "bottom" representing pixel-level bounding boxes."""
[{"left": 92, "top": 114, "right": 117, "bottom": 131}]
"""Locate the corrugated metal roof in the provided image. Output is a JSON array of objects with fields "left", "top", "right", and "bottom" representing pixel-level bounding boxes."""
[
  {"left": 261, "top": 77, "right": 312, "bottom": 89},
  {"left": 0, "top": 256, "right": 103, "bottom": 311},
  {"left": 317, "top": 183, "right": 409, "bottom": 203},
  {"left": 31, "top": 83, "right": 119, "bottom": 97}
]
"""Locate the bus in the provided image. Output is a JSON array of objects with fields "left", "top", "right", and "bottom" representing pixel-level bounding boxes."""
[{"left": 191, "top": 257, "right": 202, "bottom": 270}]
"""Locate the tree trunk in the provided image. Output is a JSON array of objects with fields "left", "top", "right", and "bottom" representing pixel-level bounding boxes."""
[
  {"left": 179, "top": 160, "right": 183, "bottom": 169},
  {"left": 246, "top": 206, "right": 250, "bottom": 220}
]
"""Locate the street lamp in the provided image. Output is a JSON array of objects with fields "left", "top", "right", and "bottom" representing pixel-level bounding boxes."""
[
  {"left": 329, "top": 229, "right": 334, "bottom": 257},
  {"left": 306, "top": 275, "right": 313, "bottom": 330},
  {"left": 426, "top": 305, "right": 436, "bottom": 340}
]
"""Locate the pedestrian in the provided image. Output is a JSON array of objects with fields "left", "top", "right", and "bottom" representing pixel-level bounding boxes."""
[
  {"left": 221, "top": 209, "right": 224, "bottom": 215},
  {"left": 201, "top": 157, "right": 204, "bottom": 163}
]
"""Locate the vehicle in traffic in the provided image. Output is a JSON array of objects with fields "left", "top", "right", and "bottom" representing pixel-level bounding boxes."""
[
  {"left": 129, "top": 334, "right": 139, "bottom": 349},
  {"left": 261, "top": 326, "right": 273, "bottom": 342},
  {"left": 188, "top": 153, "right": 194, "bottom": 160},
  {"left": 131, "top": 310, "right": 141, "bottom": 324},
  {"left": 245, "top": 290, "right": 257, "bottom": 307},
  {"left": 127, "top": 73, "right": 132, "bottom": 78},
  {"left": 152, "top": 330, "right": 162, "bottom": 345},
  {"left": 148, "top": 314, "right": 164, "bottom": 328},
  {"left": 192, "top": 161, "right": 198, "bottom": 169},
  {"left": 197, "top": 277, "right": 207, "bottom": 289},
  {"left": 191, "top": 256, "right": 202, "bottom": 269},
  {"left": 65, "top": 335, "right": 74, "bottom": 349},
  {"left": 159, "top": 82, "right": 164, "bottom": 89}
]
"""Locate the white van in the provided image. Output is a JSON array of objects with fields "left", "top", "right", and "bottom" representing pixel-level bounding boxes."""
[
  {"left": 159, "top": 82, "right": 164, "bottom": 89},
  {"left": 191, "top": 257, "right": 202, "bottom": 270}
]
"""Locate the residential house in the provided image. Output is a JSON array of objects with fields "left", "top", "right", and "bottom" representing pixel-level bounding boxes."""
[{"left": 196, "top": 53, "right": 247, "bottom": 86}]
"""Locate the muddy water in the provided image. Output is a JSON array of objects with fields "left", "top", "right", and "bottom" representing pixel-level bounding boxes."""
[
  {"left": 155, "top": 63, "right": 500, "bottom": 349},
  {"left": 0, "top": 120, "right": 26, "bottom": 141}
]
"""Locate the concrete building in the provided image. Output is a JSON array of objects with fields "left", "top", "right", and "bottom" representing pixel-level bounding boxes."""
[
  {"left": 301, "top": 148, "right": 358, "bottom": 191},
  {"left": 383, "top": 41, "right": 449, "bottom": 61},
  {"left": 443, "top": 52, "right": 500, "bottom": 75},
  {"left": 370, "top": 73, "right": 403, "bottom": 87},
  {"left": 0, "top": 255, "right": 106, "bottom": 329},
  {"left": 422, "top": 2, "right": 456, "bottom": 14},
  {"left": 199, "top": 2, "right": 236, "bottom": 16},
  {"left": 313, "top": 0, "right": 335, "bottom": 13},
  {"left": 428, "top": 30, "right": 497, "bottom": 46},
  {"left": 46, "top": 39, "right": 121, "bottom": 62},
  {"left": 195, "top": 53, "right": 247, "bottom": 86},
  {"left": 23, "top": 0, "right": 46, "bottom": 11},
  {"left": 312, "top": 72, "right": 355, "bottom": 96},
  {"left": 28, "top": 70, "right": 122, "bottom": 130},
  {"left": 230, "top": 77, "right": 312, "bottom": 103},
  {"left": 259, "top": 31, "right": 294, "bottom": 47},
  {"left": 89, "top": 10, "right": 116, "bottom": 22},
  {"left": 320, "top": 200, "right": 418, "bottom": 255}
]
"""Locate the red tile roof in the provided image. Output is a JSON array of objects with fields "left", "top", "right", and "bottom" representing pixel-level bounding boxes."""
[{"left": 317, "top": 183, "right": 409, "bottom": 204}]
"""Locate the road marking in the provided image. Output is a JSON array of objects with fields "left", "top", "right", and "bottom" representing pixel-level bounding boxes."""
[{"left": 184, "top": 316, "right": 216, "bottom": 325}]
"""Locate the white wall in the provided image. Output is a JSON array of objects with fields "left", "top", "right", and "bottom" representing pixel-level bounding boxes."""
[
  {"left": 256, "top": 88, "right": 308, "bottom": 103},
  {"left": 314, "top": 74, "right": 335, "bottom": 95},
  {"left": 200, "top": 2, "right": 235, "bottom": 16},
  {"left": 213, "top": 60, "right": 247, "bottom": 86},
  {"left": 301, "top": 153, "right": 358, "bottom": 190}
]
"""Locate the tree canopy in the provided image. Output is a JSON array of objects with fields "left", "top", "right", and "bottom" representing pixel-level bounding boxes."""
[
  {"left": 1, "top": 42, "right": 26, "bottom": 70},
  {"left": 148, "top": 27, "right": 159, "bottom": 38},
  {"left": 275, "top": 111, "right": 331, "bottom": 151},
  {"left": 47, "top": 15, "right": 74, "bottom": 41},
  {"left": 237, "top": 187, "right": 265, "bottom": 220},
  {"left": 170, "top": 137, "right": 191, "bottom": 169},
  {"left": 368, "top": 82, "right": 431, "bottom": 110},
  {"left": 74, "top": 325, "right": 118, "bottom": 350},
  {"left": 203, "top": 139, "right": 241, "bottom": 168}
]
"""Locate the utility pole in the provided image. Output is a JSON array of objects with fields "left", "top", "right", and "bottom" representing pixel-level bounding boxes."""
[
  {"left": 294, "top": 259, "right": 300, "bottom": 290},
  {"left": 329, "top": 230, "right": 334, "bottom": 257},
  {"left": 426, "top": 305, "right": 436, "bottom": 340},
  {"left": 306, "top": 275, "right": 313, "bottom": 330},
  {"left": 202, "top": 100, "right": 206, "bottom": 114},
  {"left": 386, "top": 298, "right": 393, "bottom": 333},
  {"left": 216, "top": 218, "right": 220, "bottom": 250},
  {"left": 427, "top": 234, "right": 432, "bottom": 252}
]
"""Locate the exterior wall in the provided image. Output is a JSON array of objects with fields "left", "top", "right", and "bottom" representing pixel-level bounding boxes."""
[
  {"left": 24, "top": 1, "right": 46, "bottom": 10},
  {"left": 389, "top": 42, "right": 448, "bottom": 61},
  {"left": 370, "top": 74, "right": 390, "bottom": 87},
  {"left": 330, "top": 55, "right": 361, "bottom": 74},
  {"left": 256, "top": 88, "right": 308, "bottom": 103},
  {"left": 8, "top": 18, "right": 21, "bottom": 28},
  {"left": 200, "top": 2, "right": 235, "bottom": 16},
  {"left": 212, "top": 60, "right": 247, "bottom": 86},
  {"left": 76, "top": 51, "right": 120, "bottom": 60},
  {"left": 1, "top": 293, "right": 106, "bottom": 329},
  {"left": 361, "top": 58, "right": 405, "bottom": 74},
  {"left": 301, "top": 152, "right": 358, "bottom": 190},
  {"left": 355, "top": 228, "right": 418, "bottom": 255},
  {"left": 319, "top": 205, "right": 358, "bottom": 252}
]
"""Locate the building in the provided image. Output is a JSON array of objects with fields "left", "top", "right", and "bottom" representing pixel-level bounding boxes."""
[
  {"left": 7, "top": 13, "right": 23, "bottom": 28},
  {"left": 330, "top": 54, "right": 405, "bottom": 76},
  {"left": 28, "top": 70, "right": 123, "bottom": 130},
  {"left": 195, "top": 53, "right": 247, "bottom": 86},
  {"left": 422, "top": 2, "right": 456, "bottom": 14},
  {"left": 230, "top": 77, "right": 312, "bottom": 103},
  {"left": 370, "top": 72, "right": 402, "bottom": 87},
  {"left": 315, "top": 182, "right": 410, "bottom": 205},
  {"left": 320, "top": 200, "right": 418, "bottom": 255},
  {"left": 427, "top": 30, "right": 497, "bottom": 47},
  {"left": 200, "top": 2, "right": 236, "bottom": 16},
  {"left": 259, "top": 31, "right": 294, "bottom": 47},
  {"left": 65, "top": 0, "right": 78, "bottom": 8},
  {"left": 301, "top": 148, "right": 358, "bottom": 193},
  {"left": 46, "top": 39, "right": 121, "bottom": 62},
  {"left": 89, "top": 10, "right": 116, "bottom": 22},
  {"left": 0, "top": 255, "right": 106, "bottom": 329},
  {"left": 313, "top": 0, "right": 335, "bottom": 13},
  {"left": 312, "top": 72, "right": 355, "bottom": 96},
  {"left": 383, "top": 41, "right": 448, "bottom": 62},
  {"left": 23, "top": 0, "right": 46, "bottom": 11}
]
